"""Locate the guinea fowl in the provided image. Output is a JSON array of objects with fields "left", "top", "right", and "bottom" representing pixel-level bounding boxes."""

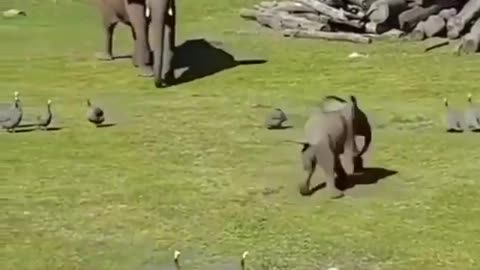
[
  {"left": 240, "top": 251, "right": 248, "bottom": 270},
  {"left": 86, "top": 99, "right": 105, "bottom": 127},
  {"left": 265, "top": 108, "right": 288, "bottom": 129},
  {"left": 37, "top": 99, "right": 53, "bottom": 130},
  {"left": 465, "top": 93, "right": 480, "bottom": 131},
  {"left": 443, "top": 98, "right": 464, "bottom": 133},
  {"left": 0, "top": 92, "right": 23, "bottom": 133},
  {"left": 174, "top": 250, "right": 181, "bottom": 270}
]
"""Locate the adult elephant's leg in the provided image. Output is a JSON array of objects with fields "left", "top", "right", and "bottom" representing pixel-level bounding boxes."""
[
  {"left": 162, "top": 0, "right": 176, "bottom": 84},
  {"left": 95, "top": 7, "right": 117, "bottom": 60},
  {"left": 125, "top": 0, "right": 153, "bottom": 76},
  {"left": 130, "top": 25, "right": 139, "bottom": 67},
  {"left": 148, "top": 0, "right": 169, "bottom": 87}
]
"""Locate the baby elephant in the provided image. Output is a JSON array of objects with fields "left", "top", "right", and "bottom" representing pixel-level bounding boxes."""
[{"left": 290, "top": 95, "right": 372, "bottom": 198}]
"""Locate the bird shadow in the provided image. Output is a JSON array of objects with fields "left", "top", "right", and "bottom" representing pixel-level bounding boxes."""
[
  {"left": 45, "top": 127, "right": 63, "bottom": 131},
  {"left": 302, "top": 167, "right": 398, "bottom": 196},
  {"left": 96, "top": 123, "right": 116, "bottom": 128},
  {"left": 113, "top": 54, "right": 132, "bottom": 60},
  {"left": 446, "top": 129, "right": 464, "bottom": 133},
  {"left": 167, "top": 38, "right": 267, "bottom": 87},
  {"left": 267, "top": 125, "right": 293, "bottom": 130}
]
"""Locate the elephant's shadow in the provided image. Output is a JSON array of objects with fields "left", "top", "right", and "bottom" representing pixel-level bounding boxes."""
[
  {"left": 170, "top": 38, "right": 267, "bottom": 86},
  {"left": 306, "top": 167, "right": 398, "bottom": 195}
]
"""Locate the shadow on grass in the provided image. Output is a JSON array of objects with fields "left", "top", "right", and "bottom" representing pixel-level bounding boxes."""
[
  {"left": 113, "top": 54, "right": 132, "bottom": 60},
  {"left": 339, "top": 167, "right": 398, "bottom": 191},
  {"left": 9, "top": 127, "right": 36, "bottom": 133},
  {"left": 169, "top": 39, "right": 267, "bottom": 87},
  {"left": 96, "top": 123, "right": 116, "bottom": 128},
  {"left": 45, "top": 127, "right": 63, "bottom": 131},
  {"left": 446, "top": 128, "right": 464, "bottom": 133},
  {"left": 267, "top": 125, "right": 294, "bottom": 130},
  {"left": 302, "top": 167, "right": 398, "bottom": 196},
  {"left": 18, "top": 123, "right": 37, "bottom": 128}
]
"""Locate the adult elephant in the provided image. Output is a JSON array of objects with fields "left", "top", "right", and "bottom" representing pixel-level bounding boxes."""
[
  {"left": 147, "top": 0, "right": 176, "bottom": 87},
  {"left": 94, "top": 0, "right": 176, "bottom": 87}
]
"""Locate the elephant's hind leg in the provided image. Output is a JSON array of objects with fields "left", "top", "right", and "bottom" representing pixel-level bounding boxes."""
[
  {"left": 334, "top": 154, "right": 349, "bottom": 191},
  {"left": 96, "top": 9, "right": 118, "bottom": 61},
  {"left": 318, "top": 147, "right": 344, "bottom": 199}
]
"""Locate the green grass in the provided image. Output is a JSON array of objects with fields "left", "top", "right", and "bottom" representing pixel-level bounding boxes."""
[{"left": 1, "top": 0, "right": 480, "bottom": 269}]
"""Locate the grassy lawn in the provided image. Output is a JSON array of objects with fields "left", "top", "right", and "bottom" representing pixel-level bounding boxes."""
[{"left": 1, "top": 0, "right": 480, "bottom": 269}]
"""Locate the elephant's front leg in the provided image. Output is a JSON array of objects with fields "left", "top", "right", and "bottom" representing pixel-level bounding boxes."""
[
  {"left": 299, "top": 143, "right": 316, "bottom": 196},
  {"left": 125, "top": 0, "right": 153, "bottom": 77},
  {"left": 162, "top": 0, "right": 176, "bottom": 84},
  {"left": 148, "top": 0, "right": 172, "bottom": 87}
]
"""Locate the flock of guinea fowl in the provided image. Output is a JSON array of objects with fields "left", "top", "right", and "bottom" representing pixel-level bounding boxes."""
[
  {"left": 0, "top": 91, "right": 105, "bottom": 132},
  {"left": 0, "top": 90, "right": 479, "bottom": 133}
]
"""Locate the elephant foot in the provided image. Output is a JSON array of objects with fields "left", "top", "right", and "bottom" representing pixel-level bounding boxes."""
[
  {"left": 298, "top": 182, "right": 312, "bottom": 196},
  {"left": 137, "top": 66, "right": 154, "bottom": 77},
  {"left": 154, "top": 72, "right": 175, "bottom": 88},
  {"left": 95, "top": 52, "right": 114, "bottom": 61}
]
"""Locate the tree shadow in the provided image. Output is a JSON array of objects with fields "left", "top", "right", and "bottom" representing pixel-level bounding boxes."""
[
  {"left": 302, "top": 167, "right": 398, "bottom": 196},
  {"left": 170, "top": 39, "right": 267, "bottom": 86},
  {"left": 96, "top": 123, "right": 116, "bottom": 128}
]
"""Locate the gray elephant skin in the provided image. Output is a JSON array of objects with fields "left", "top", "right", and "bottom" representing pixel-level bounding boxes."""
[
  {"left": 94, "top": 0, "right": 176, "bottom": 87},
  {"left": 292, "top": 95, "right": 372, "bottom": 198}
]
